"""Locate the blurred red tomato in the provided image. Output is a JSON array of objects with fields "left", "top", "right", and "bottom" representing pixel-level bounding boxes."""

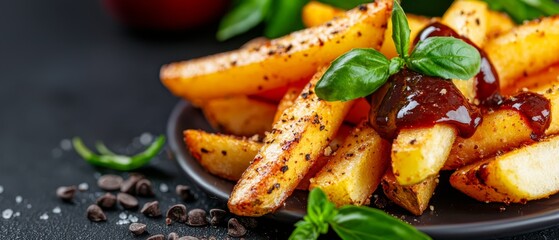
[{"left": 103, "top": 0, "right": 230, "bottom": 30}]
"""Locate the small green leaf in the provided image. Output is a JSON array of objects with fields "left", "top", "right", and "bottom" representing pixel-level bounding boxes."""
[
  {"left": 482, "top": 0, "right": 559, "bottom": 23},
  {"left": 408, "top": 37, "right": 481, "bottom": 80},
  {"left": 216, "top": 0, "right": 272, "bottom": 41},
  {"left": 289, "top": 221, "right": 320, "bottom": 240},
  {"left": 330, "top": 206, "right": 432, "bottom": 240},
  {"left": 264, "top": 0, "right": 309, "bottom": 38},
  {"left": 388, "top": 57, "right": 405, "bottom": 75},
  {"left": 306, "top": 188, "right": 337, "bottom": 233},
  {"left": 316, "top": 49, "right": 390, "bottom": 101},
  {"left": 317, "top": 0, "right": 373, "bottom": 10},
  {"left": 391, "top": 1, "right": 411, "bottom": 58}
]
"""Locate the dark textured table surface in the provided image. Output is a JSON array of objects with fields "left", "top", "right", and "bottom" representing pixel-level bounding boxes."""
[{"left": 0, "top": 0, "right": 558, "bottom": 239}]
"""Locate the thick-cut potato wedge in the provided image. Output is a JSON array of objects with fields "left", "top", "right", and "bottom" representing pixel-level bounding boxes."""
[
  {"left": 273, "top": 87, "right": 302, "bottom": 123},
  {"left": 392, "top": 124, "right": 457, "bottom": 185},
  {"left": 504, "top": 62, "right": 559, "bottom": 95},
  {"left": 161, "top": 1, "right": 392, "bottom": 101},
  {"left": 442, "top": 0, "right": 489, "bottom": 47},
  {"left": 445, "top": 83, "right": 559, "bottom": 170},
  {"left": 484, "top": 16, "right": 559, "bottom": 89},
  {"left": 228, "top": 68, "right": 356, "bottom": 216},
  {"left": 451, "top": 134, "right": 559, "bottom": 203},
  {"left": 381, "top": 169, "right": 438, "bottom": 216},
  {"left": 184, "top": 130, "right": 262, "bottom": 181},
  {"left": 309, "top": 121, "right": 390, "bottom": 207},
  {"left": 302, "top": 1, "right": 344, "bottom": 28},
  {"left": 201, "top": 96, "right": 276, "bottom": 137},
  {"left": 379, "top": 14, "right": 431, "bottom": 59},
  {"left": 486, "top": 10, "right": 515, "bottom": 39}
]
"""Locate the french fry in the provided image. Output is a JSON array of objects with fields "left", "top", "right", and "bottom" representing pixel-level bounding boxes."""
[
  {"left": 486, "top": 10, "right": 515, "bottom": 39},
  {"left": 392, "top": 124, "right": 457, "bottom": 185},
  {"left": 484, "top": 16, "right": 559, "bottom": 89},
  {"left": 302, "top": 1, "right": 344, "bottom": 28},
  {"left": 504, "top": 62, "right": 559, "bottom": 95},
  {"left": 450, "top": 134, "right": 559, "bottom": 203},
  {"left": 161, "top": 0, "right": 392, "bottom": 101},
  {"left": 228, "top": 67, "right": 356, "bottom": 216},
  {"left": 381, "top": 169, "right": 438, "bottom": 216},
  {"left": 444, "top": 81, "right": 559, "bottom": 170},
  {"left": 184, "top": 130, "right": 262, "bottom": 181},
  {"left": 273, "top": 87, "right": 303, "bottom": 123},
  {"left": 379, "top": 14, "right": 431, "bottom": 59},
  {"left": 201, "top": 96, "right": 276, "bottom": 137},
  {"left": 309, "top": 121, "right": 390, "bottom": 206}
]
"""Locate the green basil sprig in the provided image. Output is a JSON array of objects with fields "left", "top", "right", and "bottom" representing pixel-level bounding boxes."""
[
  {"left": 289, "top": 188, "right": 431, "bottom": 240},
  {"left": 72, "top": 135, "right": 166, "bottom": 171},
  {"left": 315, "top": 1, "right": 481, "bottom": 101},
  {"left": 483, "top": 0, "right": 559, "bottom": 24}
]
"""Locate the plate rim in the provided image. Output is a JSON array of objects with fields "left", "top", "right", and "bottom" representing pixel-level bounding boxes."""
[{"left": 167, "top": 100, "right": 559, "bottom": 239}]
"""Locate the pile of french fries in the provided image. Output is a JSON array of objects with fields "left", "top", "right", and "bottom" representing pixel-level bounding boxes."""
[{"left": 161, "top": 0, "right": 559, "bottom": 217}]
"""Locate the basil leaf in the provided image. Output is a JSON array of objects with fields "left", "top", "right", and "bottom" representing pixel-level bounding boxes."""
[
  {"left": 306, "top": 188, "right": 337, "bottom": 233},
  {"left": 317, "top": 0, "right": 373, "bottom": 10},
  {"left": 482, "top": 0, "right": 559, "bottom": 23},
  {"left": 330, "top": 206, "right": 431, "bottom": 240},
  {"left": 523, "top": 0, "right": 559, "bottom": 15},
  {"left": 289, "top": 221, "right": 320, "bottom": 240},
  {"left": 265, "top": 0, "right": 309, "bottom": 39},
  {"left": 388, "top": 57, "right": 405, "bottom": 75},
  {"left": 216, "top": 0, "right": 272, "bottom": 41},
  {"left": 391, "top": 1, "right": 411, "bottom": 58},
  {"left": 316, "top": 49, "right": 390, "bottom": 101},
  {"left": 408, "top": 37, "right": 481, "bottom": 80}
]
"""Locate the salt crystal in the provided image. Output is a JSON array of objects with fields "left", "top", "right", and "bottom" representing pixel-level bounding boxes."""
[
  {"left": 0, "top": 185, "right": 4, "bottom": 194},
  {"left": 39, "top": 213, "right": 49, "bottom": 220},
  {"left": 2, "top": 209, "right": 13, "bottom": 219},
  {"left": 78, "top": 183, "right": 89, "bottom": 191},
  {"left": 60, "top": 139, "right": 72, "bottom": 151},
  {"left": 52, "top": 206, "right": 61, "bottom": 214},
  {"left": 429, "top": 205, "right": 435, "bottom": 211},
  {"left": 159, "top": 183, "right": 169, "bottom": 193},
  {"left": 139, "top": 133, "right": 153, "bottom": 146},
  {"left": 128, "top": 215, "right": 138, "bottom": 223},
  {"left": 13, "top": 212, "right": 20, "bottom": 217},
  {"left": 116, "top": 219, "right": 130, "bottom": 225},
  {"left": 119, "top": 212, "right": 127, "bottom": 220},
  {"left": 15, "top": 196, "right": 22, "bottom": 204}
]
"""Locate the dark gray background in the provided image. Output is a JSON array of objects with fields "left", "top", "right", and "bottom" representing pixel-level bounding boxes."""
[{"left": 0, "top": 0, "right": 557, "bottom": 239}]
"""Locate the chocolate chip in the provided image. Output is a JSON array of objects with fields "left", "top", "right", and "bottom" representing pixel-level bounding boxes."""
[
  {"left": 147, "top": 234, "right": 165, "bottom": 240},
  {"left": 167, "top": 232, "right": 179, "bottom": 240},
  {"left": 86, "top": 204, "right": 106, "bottom": 222},
  {"left": 120, "top": 173, "right": 144, "bottom": 194},
  {"left": 178, "top": 236, "right": 199, "bottom": 240},
  {"left": 117, "top": 192, "right": 138, "bottom": 209},
  {"left": 166, "top": 204, "right": 187, "bottom": 224},
  {"left": 135, "top": 179, "right": 154, "bottom": 197},
  {"left": 227, "top": 218, "right": 247, "bottom": 237},
  {"left": 186, "top": 209, "right": 208, "bottom": 226},
  {"left": 128, "top": 222, "right": 146, "bottom": 235},
  {"left": 141, "top": 201, "right": 161, "bottom": 218},
  {"left": 209, "top": 209, "right": 226, "bottom": 226},
  {"left": 239, "top": 217, "right": 258, "bottom": 229},
  {"left": 56, "top": 186, "right": 76, "bottom": 201},
  {"left": 97, "top": 174, "right": 123, "bottom": 191},
  {"left": 175, "top": 185, "right": 193, "bottom": 201},
  {"left": 95, "top": 193, "right": 116, "bottom": 209}
]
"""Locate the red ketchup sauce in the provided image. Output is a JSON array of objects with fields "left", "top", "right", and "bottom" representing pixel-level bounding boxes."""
[{"left": 370, "top": 22, "right": 551, "bottom": 140}]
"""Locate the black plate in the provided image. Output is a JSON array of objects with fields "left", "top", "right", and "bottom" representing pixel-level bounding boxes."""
[{"left": 167, "top": 101, "right": 559, "bottom": 239}]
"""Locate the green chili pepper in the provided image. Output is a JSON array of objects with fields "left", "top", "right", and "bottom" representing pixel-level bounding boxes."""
[{"left": 72, "top": 135, "right": 166, "bottom": 171}]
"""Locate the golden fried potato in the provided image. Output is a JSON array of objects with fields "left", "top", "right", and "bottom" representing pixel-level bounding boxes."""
[
  {"left": 184, "top": 130, "right": 262, "bottom": 181},
  {"left": 228, "top": 67, "right": 355, "bottom": 216},
  {"left": 486, "top": 10, "right": 515, "bottom": 39},
  {"left": 381, "top": 169, "right": 438, "bottom": 216},
  {"left": 484, "top": 16, "right": 559, "bottom": 89},
  {"left": 451, "top": 134, "right": 559, "bottom": 203},
  {"left": 273, "top": 87, "right": 302, "bottom": 123},
  {"left": 302, "top": 1, "right": 344, "bottom": 28},
  {"left": 504, "top": 62, "right": 559, "bottom": 95},
  {"left": 309, "top": 121, "right": 390, "bottom": 206},
  {"left": 442, "top": 0, "right": 489, "bottom": 47},
  {"left": 161, "top": 0, "right": 392, "bottom": 101},
  {"left": 201, "top": 96, "right": 276, "bottom": 137},
  {"left": 392, "top": 124, "right": 457, "bottom": 185}
]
